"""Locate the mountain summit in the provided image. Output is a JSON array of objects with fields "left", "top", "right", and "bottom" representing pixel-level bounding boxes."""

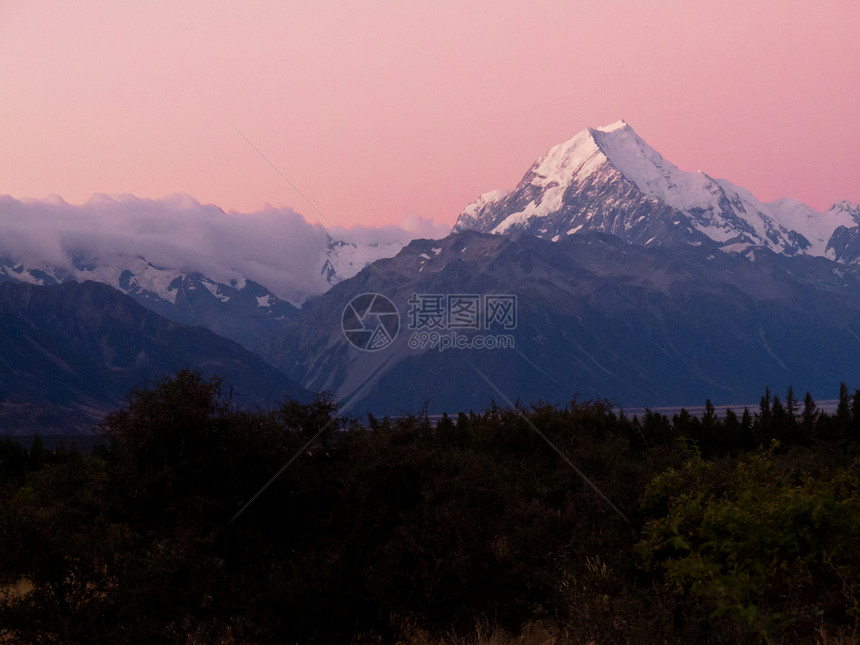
[{"left": 453, "top": 121, "right": 860, "bottom": 258}]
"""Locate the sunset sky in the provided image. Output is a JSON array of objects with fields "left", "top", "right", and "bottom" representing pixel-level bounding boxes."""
[{"left": 2, "top": 1, "right": 858, "bottom": 229}]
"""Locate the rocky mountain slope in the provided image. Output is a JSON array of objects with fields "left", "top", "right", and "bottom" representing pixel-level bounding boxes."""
[{"left": 267, "top": 230, "right": 860, "bottom": 416}]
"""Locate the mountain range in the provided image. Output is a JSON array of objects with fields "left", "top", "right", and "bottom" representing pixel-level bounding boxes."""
[{"left": 2, "top": 120, "right": 860, "bottom": 428}]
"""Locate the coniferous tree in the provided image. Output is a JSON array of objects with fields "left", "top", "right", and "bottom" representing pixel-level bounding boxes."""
[
  {"left": 784, "top": 387, "right": 800, "bottom": 443},
  {"left": 741, "top": 408, "right": 755, "bottom": 450},
  {"left": 456, "top": 411, "right": 470, "bottom": 446},
  {"left": 29, "top": 434, "right": 46, "bottom": 470},
  {"left": 836, "top": 382, "right": 852, "bottom": 437},
  {"left": 786, "top": 387, "right": 799, "bottom": 421},
  {"left": 703, "top": 400, "right": 716, "bottom": 425},
  {"left": 699, "top": 399, "right": 719, "bottom": 454},
  {"left": 757, "top": 387, "right": 773, "bottom": 443},
  {"left": 772, "top": 396, "right": 787, "bottom": 442},
  {"left": 723, "top": 408, "right": 740, "bottom": 451},
  {"left": 642, "top": 409, "right": 672, "bottom": 445},
  {"left": 673, "top": 408, "right": 700, "bottom": 443},
  {"left": 629, "top": 415, "right": 651, "bottom": 450},
  {"left": 851, "top": 389, "right": 860, "bottom": 440},
  {"left": 436, "top": 412, "right": 455, "bottom": 444},
  {"left": 802, "top": 392, "right": 818, "bottom": 440}
]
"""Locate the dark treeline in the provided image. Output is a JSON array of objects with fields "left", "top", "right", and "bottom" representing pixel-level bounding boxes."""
[
  {"left": 635, "top": 383, "right": 860, "bottom": 455},
  {"left": 2, "top": 372, "right": 860, "bottom": 643}
]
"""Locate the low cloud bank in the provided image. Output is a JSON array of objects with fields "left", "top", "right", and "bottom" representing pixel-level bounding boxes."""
[{"left": 0, "top": 194, "right": 451, "bottom": 302}]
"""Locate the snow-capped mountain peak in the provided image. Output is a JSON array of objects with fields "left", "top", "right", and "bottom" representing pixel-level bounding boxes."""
[
  {"left": 453, "top": 120, "right": 859, "bottom": 262},
  {"left": 594, "top": 118, "right": 630, "bottom": 133}
]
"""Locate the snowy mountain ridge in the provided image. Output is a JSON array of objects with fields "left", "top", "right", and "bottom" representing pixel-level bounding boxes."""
[
  {"left": 1, "top": 253, "right": 259, "bottom": 308},
  {"left": 322, "top": 235, "right": 405, "bottom": 286},
  {"left": 453, "top": 120, "right": 860, "bottom": 261}
]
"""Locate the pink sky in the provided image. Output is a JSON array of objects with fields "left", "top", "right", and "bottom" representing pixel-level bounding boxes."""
[{"left": 2, "top": 1, "right": 858, "bottom": 229}]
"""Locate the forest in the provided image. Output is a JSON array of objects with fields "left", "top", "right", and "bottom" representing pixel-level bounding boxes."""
[{"left": 2, "top": 371, "right": 860, "bottom": 644}]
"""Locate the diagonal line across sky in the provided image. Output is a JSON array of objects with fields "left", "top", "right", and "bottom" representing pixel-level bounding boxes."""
[
  {"left": 227, "top": 124, "right": 411, "bottom": 525},
  {"left": 230, "top": 122, "right": 389, "bottom": 282}
]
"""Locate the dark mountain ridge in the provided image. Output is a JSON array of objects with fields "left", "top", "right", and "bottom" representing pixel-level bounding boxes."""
[{"left": 0, "top": 281, "right": 308, "bottom": 434}]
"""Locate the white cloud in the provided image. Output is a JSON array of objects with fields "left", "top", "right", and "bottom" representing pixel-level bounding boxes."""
[
  {"left": 0, "top": 193, "right": 450, "bottom": 302},
  {"left": 400, "top": 213, "right": 454, "bottom": 239}
]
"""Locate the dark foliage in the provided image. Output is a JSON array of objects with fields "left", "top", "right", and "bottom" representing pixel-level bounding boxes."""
[{"left": 2, "top": 374, "right": 860, "bottom": 643}]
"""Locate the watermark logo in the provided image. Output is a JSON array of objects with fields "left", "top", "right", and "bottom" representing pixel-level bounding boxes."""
[
  {"left": 407, "top": 293, "right": 516, "bottom": 352},
  {"left": 342, "top": 293, "right": 400, "bottom": 351}
]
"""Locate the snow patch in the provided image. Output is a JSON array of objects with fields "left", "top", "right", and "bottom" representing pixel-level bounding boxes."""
[
  {"left": 9, "top": 267, "right": 42, "bottom": 285},
  {"left": 456, "top": 190, "right": 509, "bottom": 227},
  {"left": 323, "top": 237, "right": 404, "bottom": 283},
  {"left": 530, "top": 128, "right": 606, "bottom": 189},
  {"left": 201, "top": 279, "right": 231, "bottom": 302}
]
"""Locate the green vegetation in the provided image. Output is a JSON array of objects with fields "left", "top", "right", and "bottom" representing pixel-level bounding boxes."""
[{"left": 3, "top": 372, "right": 860, "bottom": 643}]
